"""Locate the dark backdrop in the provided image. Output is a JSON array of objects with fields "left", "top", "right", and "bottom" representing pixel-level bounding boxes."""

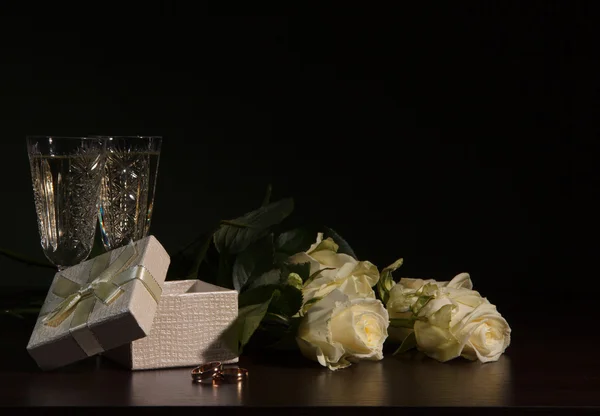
[{"left": 0, "top": 9, "right": 593, "bottom": 327}]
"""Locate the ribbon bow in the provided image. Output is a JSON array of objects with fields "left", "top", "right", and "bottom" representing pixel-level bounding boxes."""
[{"left": 39, "top": 241, "right": 162, "bottom": 356}]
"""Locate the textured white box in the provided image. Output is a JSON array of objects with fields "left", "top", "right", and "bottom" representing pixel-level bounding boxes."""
[
  {"left": 27, "top": 236, "right": 170, "bottom": 371},
  {"left": 104, "top": 280, "right": 239, "bottom": 370}
]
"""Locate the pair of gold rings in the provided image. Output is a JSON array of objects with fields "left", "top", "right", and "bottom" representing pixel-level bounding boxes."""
[{"left": 191, "top": 361, "right": 249, "bottom": 385}]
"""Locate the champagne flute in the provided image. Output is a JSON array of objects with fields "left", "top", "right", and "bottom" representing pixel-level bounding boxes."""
[
  {"left": 96, "top": 136, "right": 162, "bottom": 250},
  {"left": 27, "top": 136, "right": 106, "bottom": 270}
]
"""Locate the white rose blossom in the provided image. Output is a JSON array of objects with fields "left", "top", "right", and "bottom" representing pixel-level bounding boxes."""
[
  {"left": 387, "top": 273, "right": 474, "bottom": 320},
  {"left": 289, "top": 233, "right": 379, "bottom": 306},
  {"left": 386, "top": 273, "right": 511, "bottom": 363},
  {"left": 296, "top": 288, "right": 389, "bottom": 370}
]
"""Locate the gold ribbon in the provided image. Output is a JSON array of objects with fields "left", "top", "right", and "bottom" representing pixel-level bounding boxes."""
[{"left": 39, "top": 241, "right": 162, "bottom": 357}]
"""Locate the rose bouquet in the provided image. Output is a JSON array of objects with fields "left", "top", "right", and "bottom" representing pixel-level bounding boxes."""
[
  {"left": 165, "top": 190, "right": 511, "bottom": 370},
  {"left": 1, "top": 185, "right": 512, "bottom": 369}
]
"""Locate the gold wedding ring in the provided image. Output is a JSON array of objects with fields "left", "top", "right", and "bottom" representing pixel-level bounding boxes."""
[
  {"left": 213, "top": 367, "right": 249, "bottom": 384},
  {"left": 191, "top": 362, "right": 249, "bottom": 385},
  {"left": 191, "top": 361, "right": 223, "bottom": 384}
]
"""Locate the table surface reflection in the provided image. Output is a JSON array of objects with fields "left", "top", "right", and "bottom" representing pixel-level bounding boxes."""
[{"left": 0, "top": 318, "right": 598, "bottom": 409}]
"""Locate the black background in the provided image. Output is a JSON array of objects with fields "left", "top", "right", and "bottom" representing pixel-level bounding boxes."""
[{"left": 0, "top": 6, "right": 594, "bottom": 328}]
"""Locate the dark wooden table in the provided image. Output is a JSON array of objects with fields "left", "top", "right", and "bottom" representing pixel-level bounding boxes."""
[{"left": 1, "top": 312, "right": 599, "bottom": 414}]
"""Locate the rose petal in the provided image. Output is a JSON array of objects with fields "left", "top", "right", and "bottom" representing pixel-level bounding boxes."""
[
  {"left": 311, "top": 250, "right": 356, "bottom": 269},
  {"left": 447, "top": 273, "right": 473, "bottom": 290}
]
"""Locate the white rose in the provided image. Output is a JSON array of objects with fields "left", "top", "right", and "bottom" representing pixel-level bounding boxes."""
[
  {"left": 296, "top": 289, "right": 389, "bottom": 370},
  {"left": 288, "top": 232, "right": 356, "bottom": 280},
  {"left": 387, "top": 273, "right": 475, "bottom": 320},
  {"left": 415, "top": 300, "right": 511, "bottom": 363},
  {"left": 386, "top": 273, "right": 511, "bottom": 362},
  {"left": 303, "top": 260, "right": 379, "bottom": 304},
  {"left": 386, "top": 278, "right": 442, "bottom": 343},
  {"left": 289, "top": 233, "right": 379, "bottom": 306}
]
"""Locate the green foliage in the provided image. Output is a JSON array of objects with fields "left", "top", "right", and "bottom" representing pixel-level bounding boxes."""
[
  {"left": 216, "top": 251, "right": 234, "bottom": 289},
  {"left": 300, "top": 296, "right": 322, "bottom": 315},
  {"left": 250, "top": 315, "right": 303, "bottom": 352},
  {"left": 222, "top": 300, "right": 273, "bottom": 355},
  {"left": 261, "top": 183, "right": 273, "bottom": 207},
  {"left": 232, "top": 234, "right": 275, "bottom": 292},
  {"left": 0, "top": 248, "right": 54, "bottom": 269},
  {"left": 286, "top": 272, "right": 303, "bottom": 290},
  {"left": 228, "top": 281, "right": 303, "bottom": 353},
  {"left": 275, "top": 228, "right": 315, "bottom": 256},
  {"left": 281, "top": 262, "right": 311, "bottom": 283},
  {"left": 166, "top": 223, "right": 221, "bottom": 281},
  {"left": 213, "top": 198, "right": 294, "bottom": 254},
  {"left": 411, "top": 293, "right": 433, "bottom": 315},
  {"left": 88, "top": 223, "right": 107, "bottom": 260},
  {"left": 323, "top": 227, "right": 357, "bottom": 259},
  {"left": 268, "top": 285, "right": 303, "bottom": 317},
  {"left": 304, "top": 267, "right": 336, "bottom": 286},
  {"left": 244, "top": 269, "right": 282, "bottom": 292},
  {"left": 377, "top": 258, "right": 404, "bottom": 304},
  {"left": 239, "top": 283, "right": 302, "bottom": 318},
  {"left": 393, "top": 331, "right": 417, "bottom": 355},
  {"left": 0, "top": 306, "right": 44, "bottom": 319},
  {"left": 389, "top": 318, "right": 417, "bottom": 329},
  {"left": 239, "top": 284, "right": 279, "bottom": 308}
]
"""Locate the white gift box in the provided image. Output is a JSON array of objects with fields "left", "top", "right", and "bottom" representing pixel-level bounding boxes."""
[
  {"left": 104, "top": 280, "right": 239, "bottom": 370},
  {"left": 27, "top": 236, "right": 170, "bottom": 370}
]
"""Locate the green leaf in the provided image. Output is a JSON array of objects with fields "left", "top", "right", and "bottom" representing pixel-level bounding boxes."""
[
  {"left": 0, "top": 248, "right": 54, "bottom": 269},
  {"left": 304, "top": 267, "right": 336, "bottom": 286},
  {"left": 389, "top": 318, "right": 416, "bottom": 329},
  {"left": 238, "top": 284, "right": 302, "bottom": 317},
  {"left": 216, "top": 251, "right": 234, "bottom": 289},
  {"left": 222, "top": 299, "right": 273, "bottom": 354},
  {"left": 262, "top": 183, "right": 272, "bottom": 207},
  {"left": 232, "top": 234, "right": 274, "bottom": 292},
  {"left": 263, "top": 312, "right": 290, "bottom": 326},
  {"left": 263, "top": 317, "right": 303, "bottom": 351},
  {"left": 268, "top": 285, "right": 303, "bottom": 317},
  {"left": 0, "top": 306, "right": 43, "bottom": 320},
  {"left": 244, "top": 269, "right": 282, "bottom": 292},
  {"left": 323, "top": 227, "right": 357, "bottom": 259},
  {"left": 286, "top": 272, "right": 303, "bottom": 290},
  {"left": 301, "top": 296, "right": 322, "bottom": 315},
  {"left": 411, "top": 295, "right": 433, "bottom": 315},
  {"left": 89, "top": 222, "right": 107, "bottom": 259},
  {"left": 275, "top": 228, "right": 316, "bottom": 256},
  {"left": 274, "top": 251, "right": 291, "bottom": 266},
  {"left": 166, "top": 223, "right": 221, "bottom": 280},
  {"left": 246, "top": 312, "right": 293, "bottom": 351},
  {"left": 220, "top": 220, "right": 252, "bottom": 228},
  {"left": 193, "top": 243, "right": 221, "bottom": 285},
  {"left": 377, "top": 257, "right": 404, "bottom": 304},
  {"left": 0, "top": 310, "right": 23, "bottom": 319},
  {"left": 383, "top": 258, "right": 405, "bottom": 275},
  {"left": 281, "top": 262, "right": 311, "bottom": 283},
  {"left": 393, "top": 331, "right": 417, "bottom": 355},
  {"left": 213, "top": 198, "right": 294, "bottom": 254},
  {"left": 239, "top": 285, "right": 280, "bottom": 308}
]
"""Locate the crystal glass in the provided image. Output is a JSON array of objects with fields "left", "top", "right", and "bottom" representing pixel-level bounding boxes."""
[
  {"left": 27, "top": 136, "right": 106, "bottom": 270},
  {"left": 97, "top": 136, "right": 162, "bottom": 250}
]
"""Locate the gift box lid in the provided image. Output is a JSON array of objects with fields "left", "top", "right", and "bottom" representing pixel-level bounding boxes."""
[{"left": 26, "top": 235, "right": 170, "bottom": 370}]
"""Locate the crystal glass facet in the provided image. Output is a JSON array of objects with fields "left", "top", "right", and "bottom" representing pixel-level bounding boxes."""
[
  {"left": 98, "top": 136, "right": 162, "bottom": 250},
  {"left": 27, "top": 136, "right": 106, "bottom": 270}
]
